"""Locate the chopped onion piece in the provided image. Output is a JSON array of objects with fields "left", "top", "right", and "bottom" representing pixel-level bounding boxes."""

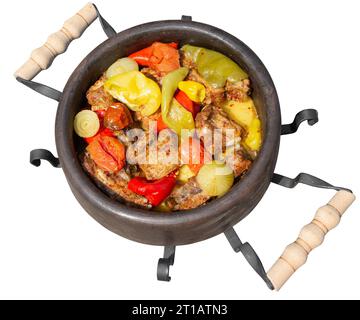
[
  {"left": 105, "top": 57, "right": 138, "bottom": 78},
  {"left": 196, "top": 161, "right": 234, "bottom": 197}
]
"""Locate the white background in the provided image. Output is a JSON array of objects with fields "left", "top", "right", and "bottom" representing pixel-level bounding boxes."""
[{"left": 1, "top": 0, "right": 359, "bottom": 300}]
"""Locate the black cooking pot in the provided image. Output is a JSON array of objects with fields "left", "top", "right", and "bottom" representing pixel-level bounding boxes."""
[{"left": 54, "top": 19, "right": 280, "bottom": 245}]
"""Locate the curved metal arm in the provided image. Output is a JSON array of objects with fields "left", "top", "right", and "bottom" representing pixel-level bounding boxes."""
[
  {"left": 281, "top": 109, "right": 318, "bottom": 135},
  {"left": 30, "top": 149, "right": 61, "bottom": 168}
]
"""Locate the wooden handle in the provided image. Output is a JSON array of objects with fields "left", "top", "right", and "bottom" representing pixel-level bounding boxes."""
[
  {"left": 14, "top": 3, "right": 97, "bottom": 80},
  {"left": 267, "top": 190, "right": 355, "bottom": 290}
]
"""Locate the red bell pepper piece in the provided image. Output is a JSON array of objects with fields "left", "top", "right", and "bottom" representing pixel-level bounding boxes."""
[
  {"left": 167, "top": 42, "right": 178, "bottom": 49},
  {"left": 128, "top": 46, "right": 153, "bottom": 66},
  {"left": 128, "top": 173, "right": 176, "bottom": 206},
  {"left": 129, "top": 42, "right": 180, "bottom": 73},
  {"left": 84, "top": 127, "right": 114, "bottom": 144},
  {"left": 175, "top": 90, "right": 201, "bottom": 118},
  {"left": 180, "top": 137, "right": 211, "bottom": 174},
  {"left": 95, "top": 109, "right": 106, "bottom": 119},
  {"left": 155, "top": 113, "right": 168, "bottom": 132}
]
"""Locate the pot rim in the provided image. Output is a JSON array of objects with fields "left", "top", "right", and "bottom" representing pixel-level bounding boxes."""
[{"left": 56, "top": 19, "right": 281, "bottom": 232}]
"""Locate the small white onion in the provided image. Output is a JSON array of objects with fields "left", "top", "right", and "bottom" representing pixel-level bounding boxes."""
[{"left": 73, "top": 110, "right": 100, "bottom": 138}]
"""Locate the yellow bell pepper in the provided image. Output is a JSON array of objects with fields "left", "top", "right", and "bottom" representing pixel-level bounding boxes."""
[
  {"left": 161, "top": 67, "right": 195, "bottom": 135},
  {"left": 104, "top": 71, "right": 161, "bottom": 116},
  {"left": 177, "top": 165, "right": 195, "bottom": 183},
  {"left": 222, "top": 98, "right": 257, "bottom": 128},
  {"left": 155, "top": 200, "right": 172, "bottom": 212},
  {"left": 245, "top": 118, "right": 262, "bottom": 151},
  {"left": 178, "top": 81, "right": 206, "bottom": 103},
  {"left": 222, "top": 98, "right": 262, "bottom": 151}
]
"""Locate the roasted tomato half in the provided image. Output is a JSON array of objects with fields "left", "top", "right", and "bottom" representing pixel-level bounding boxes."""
[{"left": 87, "top": 136, "right": 126, "bottom": 173}]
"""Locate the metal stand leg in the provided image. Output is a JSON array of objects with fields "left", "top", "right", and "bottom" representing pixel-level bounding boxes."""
[
  {"left": 30, "top": 149, "right": 61, "bottom": 168},
  {"left": 157, "top": 246, "right": 176, "bottom": 282},
  {"left": 224, "top": 227, "right": 274, "bottom": 290}
]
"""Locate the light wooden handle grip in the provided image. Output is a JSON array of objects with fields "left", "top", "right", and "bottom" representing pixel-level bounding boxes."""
[
  {"left": 267, "top": 190, "right": 355, "bottom": 290},
  {"left": 14, "top": 2, "right": 97, "bottom": 80}
]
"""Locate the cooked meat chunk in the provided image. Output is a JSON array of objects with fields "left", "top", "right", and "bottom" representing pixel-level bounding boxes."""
[
  {"left": 225, "top": 79, "right": 251, "bottom": 102},
  {"left": 141, "top": 67, "right": 163, "bottom": 86},
  {"left": 140, "top": 162, "right": 179, "bottom": 181},
  {"left": 187, "top": 69, "right": 225, "bottom": 106},
  {"left": 166, "top": 178, "right": 210, "bottom": 210},
  {"left": 180, "top": 50, "right": 196, "bottom": 69},
  {"left": 195, "top": 104, "right": 244, "bottom": 153},
  {"left": 225, "top": 149, "right": 252, "bottom": 178},
  {"left": 86, "top": 75, "right": 114, "bottom": 111},
  {"left": 81, "top": 152, "right": 149, "bottom": 207},
  {"left": 135, "top": 110, "right": 161, "bottom": 131},
  {"left": 115, "top": 129, "right": 133, "bottom": 147},
  {"left": 127, "top": 129, "right": 180, "bottom": 180}
]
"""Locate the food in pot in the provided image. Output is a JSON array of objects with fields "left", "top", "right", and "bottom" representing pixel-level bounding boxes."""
[{"left": 74, "top": 42, "right": 262, "bottom": 211}]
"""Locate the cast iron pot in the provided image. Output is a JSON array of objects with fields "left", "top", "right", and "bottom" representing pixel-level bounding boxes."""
[{"left": 54, "top": 19, "right": 280, "bottom": 246}]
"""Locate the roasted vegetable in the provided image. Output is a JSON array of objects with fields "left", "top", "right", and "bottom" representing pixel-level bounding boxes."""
[
  {"left": 174, "top": 90, "right": 200, "bottom": 118},
  {"left": 180, "top": 137, "right": 210, "bottom": 174},
  {"left": 222, "top": 98, "right": 261, "bottom": 151},
  {"left": 223, "top": 97, "right": 261, "bottom": 151},
  {"left": 196, "top": 161, "right": 234, "bottom": 196},
  {"left": 74, "top": 110, "right": 100, "bottom": 138},
  {"left": 181, "top": 44, "right": 248, "bottom": 88},
  {"left": 94, "top": 109, "right": 106, "bottom": 119},
  {"left": 178, "top": 80, "right": 206, "bottom": 103},
  {"left": 86, "top": 136, "right": 125, "bottom": 173},
  {"left": 129, "top": 42, "right": 180, "bottom": 73},
  {"left": 155, "top": 113, "right": 168, "bottom": 132},
  {"left": 104, "top": 103, "right": 133, "bottom": 131},
  {"left": 105, "top": 57, "right": 138, "bottom": 78},
  {"left": 177, "top": 165, "right": 195, "bottom": 183},
  {"left": 222, "top": 98, "right": 257, "bottom": 128},
  {"left": 84, "top": 127, "right": 114, "bottom": 144},
  {"left": 244, "top": 118, "right": 262, "bottom": 151},
  {"left": 128, "top": 174, "right": 176, "bottom": 206},
  {"left": 161, "top": 67, "right": 195, "bottom": 135},
  {"left": 104, "top": 71, "right": 161, "bottom": 116},
  {"left": 155, "top": 201, "right": 172, "bottom": 212}
]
